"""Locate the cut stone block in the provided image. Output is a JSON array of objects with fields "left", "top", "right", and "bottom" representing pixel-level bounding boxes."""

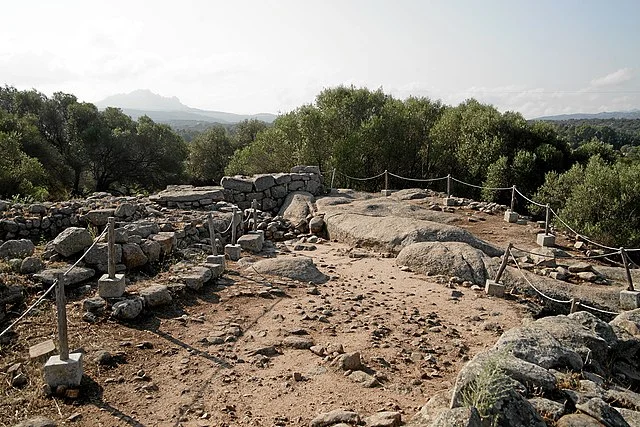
[
  {"left": 206, "top": 255, "right": 226, "bottom": 269},
  {"left": 444, "top": 197, "right": 456, "bottom": 207},
  {"left": 620, "top": 290, "right": 640, "bottom": 310},
  {"left": 180, "top": 267, "right": 212, "bottom": 291},
  {"left": 225, "top": 244, "right": 241, "bottom": 261},
  {"left": 203, "top": 263, "right": 225, "bottom": 278},
  {"left": 98, "top": 274, "right": 126, "bottom": 298},
  {"left": 29, "top": 339, "right": 56, "bottom": 361},
  {"left": 44, "top": 353, "right": 83, "bottom": 388},
  {"left": 516, "top": 219, "right": 528, "bottom": 225},
  {"left": 485, "top": 280, "right": 505, "bottom": 297},
  {"left": 381, "top": 190, "right": 393, "bottom": 197},
  {"left": 237, "top": 234, "right": 263, "bottom": 253},
  {"left": 504, "top": 210, "right": 518, "bottom": 223},
  {"left": 537, "top": 233, "right": 556, "bottom": 247}
]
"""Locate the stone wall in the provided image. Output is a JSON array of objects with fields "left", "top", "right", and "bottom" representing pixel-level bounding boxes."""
[{"left": 149, "top": 166, "right": 324, "bottom": 212}]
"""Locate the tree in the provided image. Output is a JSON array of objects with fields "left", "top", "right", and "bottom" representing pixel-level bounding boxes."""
[
  {"left": 231, "top": 119, "right": 268, "bottom": 150},
  {"left": 187, "top": 126, "right": 233, "bottom": 184},
  {"left": 0, "top": 131, "right": 47, "bottom": 199}
]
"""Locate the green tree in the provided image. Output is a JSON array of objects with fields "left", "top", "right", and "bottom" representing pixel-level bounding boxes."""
[
  {"left": 231, "top": 118, "right": 268, "bottom": 150},
  {"left": 188, "top": 126, "right": 233, "bottom": 184}
]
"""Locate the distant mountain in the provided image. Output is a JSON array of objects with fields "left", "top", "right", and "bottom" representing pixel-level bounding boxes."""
[
  {"left": 535, "top": 109, "right": 640, "bottom": 121},
  {"left": 95, "top": 89, "right": 277, "bottom": 124}
]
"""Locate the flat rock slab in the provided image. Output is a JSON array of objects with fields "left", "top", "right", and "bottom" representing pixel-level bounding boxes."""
[
  {"left": 310, "top": 410, "right": 360, "bottom": 427},
  {"left": 179, "top": 267, "right": 213, "bottom": 290},
  {"left": 150, "top": 185, "right": 224, "bottom": 203},
  {"left": 250, "top": 256, "right": 328, "bottom": 284},
  {"left": 34, "top": 266, "right": 95, "bottom": 286}
]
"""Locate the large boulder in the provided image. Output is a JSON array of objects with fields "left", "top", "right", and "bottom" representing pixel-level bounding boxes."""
[
  {"left": 83, "top": 209, "right": 115, "bottom": 227},
  {"left": 51, "top": 227, "right": 93, "bottom": 257},
  {"left": 325, "top": 212, "right": 501, "bottom": 256},
  {"left": 278, "top": 191, "right": 315, "bottom": 229},
  {"left": 250, "top": 256, "right": 328, "bottom": 284},
  {"left": 140, "top": 284, "right": 172, "bottom": 307},
  {"left": 34, "top": 266, "right": 95, "bottom": 287},
  {"left": 397, "top": 242, "right": 490, "bottom": 284},
  {"left": 121, "top": 243, "right": 148, "bottom": 269},
  {"left": 0, "top": 239, "right": 35, "bottom": 259}
]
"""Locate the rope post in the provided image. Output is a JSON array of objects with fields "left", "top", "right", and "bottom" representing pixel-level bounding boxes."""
[
  {"left": 384, "top": 170, "right": 389, "bottom": 192},
  {"left": 207, "top": 213, "right": 217, "bottom": 256},
  {"left": 510, "top": 186, "right": 516, "bottom": 212},
  {"left": 494, "top": 243, "right": 512, "bottom": 283},
  {"left": 447, "top": 174, "right": 451, "bottom": 198},
  {"left": 252, "top": 199, "right": 258, "bottom": 232},
  {"left": 55, "top": 274, "right": 69, "bottom": 361},
  {"left": 330, "top": 168, "right": 336, "bottom": 190},
  {"left": 107, "top": 217, "right": 116, "bottom": 279},
  {"left": 545, "top": 204, "right": 550, "bottom": 235},
  {"left": 570, "top": 298, "right": 579, "bottom": 314},
  {"left": 621, "top": 247, "right": 634, "bottom": 291},
  {"left": 231, "top": 207, "right": 238, "bottom": 245}
]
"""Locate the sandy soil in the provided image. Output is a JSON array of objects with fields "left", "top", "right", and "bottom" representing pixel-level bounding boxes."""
[{"left": 1, "top": 199, "right": 599, "bottom": 426}]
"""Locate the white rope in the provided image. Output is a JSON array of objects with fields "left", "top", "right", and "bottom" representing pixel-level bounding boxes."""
[
  {"left": 514, "top": 187, "right": 547, "bottom": 208},
  {"left": 511, "top": 245, "right": 621, "bottom": 262},
  {"left": 549, "top": 208, "right": 619, "bottom": 251},
  {"left": 577, "top": 302, "right": 619, "bottom": 316},
  {"left": 449, "top": 176, "right": 512, "bottom": 191},
  {"left": 387, "top": 172, "right": 448, "bottom": 183},
  {"left": 335, "top": 170, "right": 386, "bottom": 181},
  {"left": 0, "top": 226, "right": 108, "bottom": 339},
  {"left": 509, "top": 253, "right": 573, "bottom": 304}
]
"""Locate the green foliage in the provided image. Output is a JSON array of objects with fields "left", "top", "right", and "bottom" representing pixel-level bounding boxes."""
[
  {"left": 461, "top": 354, "right": 512, "bottom": 426},
  {"left": 482, "top": 156, "right": 509, "bottom": 202},
  {"left": 558, "top": 157, "right": 640, "bottom": 247},
  {"left": 0, "top": 131, "right": 48, "bottom": 199},
  {"left": 187, "top": 126, "right": 233, "bottom": 183}
]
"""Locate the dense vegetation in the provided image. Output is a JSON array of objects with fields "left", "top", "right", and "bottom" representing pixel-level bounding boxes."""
[{"left": 2, "top": 84, "right": 639, "bottom": 248}]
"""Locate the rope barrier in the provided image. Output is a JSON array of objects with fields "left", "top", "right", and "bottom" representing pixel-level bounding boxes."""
[
  {"left": 511, "top": 245, "right": 622, "bottom": 262},
  {"left": 0, "top": 226, "right": 109, "bottom": 339},
  {"left": 335, "top": 170, "right": 386, "bottom": 181},
  {"left": 387, "top": 172, "right": 448, "bottom": 183},
  {"left": 450, "top": 176, "right": 512, "bottom": 191},
  {"left": 514, "top": 187, "right": 547, "bottom": 208},
  {"left": 509, "top": 253, "right": 573, "bottom": 304},
  {"left": 549, "top": 208, "right": 619, "bottom": 251},
  {"left": 575, "top": 302, "right": 619, "bottom": 316}
]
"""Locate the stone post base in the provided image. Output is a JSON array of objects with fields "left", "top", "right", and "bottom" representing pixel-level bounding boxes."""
[
  {"left": 98, "top": 274, "right": 126, "bottom": 298},
  {"left": 620, "top": 290, "right": 640, "bottom": 310},
  {"left": 444, "top": 197, "right": 456, "bottom": 207},
  {"left": 485, "top": 280, "right": 505, "bottom": 297},
  {"left": 44, "top": 353, "right": 83, "bottom": 388},
  {"left": 504, "top": 210, "right": 518, "bottom": 223},
  {"left": 537, "top": 233, "right": 556, "bottom": 247},
  {"left": 381, "top": 190, "right": 393, "bottom": 197},
  {"left": 224, "top": 244, "right": 241, "bottom": 261}
]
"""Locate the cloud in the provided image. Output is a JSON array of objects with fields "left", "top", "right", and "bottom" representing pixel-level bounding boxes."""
[{"left": 590, "top": 68, "right": 634, "bottom": 87}]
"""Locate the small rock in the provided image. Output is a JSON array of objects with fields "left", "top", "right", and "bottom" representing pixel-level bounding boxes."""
[
  {"left": 364, "top": 411, "right": 401, "bottom": 427},
  {"left": 94, "top": 350, "right": 113, "bottom": 366},
  {"left": 11, "top": 372, "right": 28, "bottom": 388},
  {"left": 310, "top": 409, "right": 361, "bottom": 427}
]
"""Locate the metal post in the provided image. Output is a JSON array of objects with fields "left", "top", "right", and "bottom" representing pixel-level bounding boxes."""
[
  {"left": 621, "top": 247, "right": 634, "bottom": 291},
  {"left": 252, "top": 199, "right": 258, "bottom": 232},
  {"left": 207, "top": 214, "right": 217, "bottom": 256},
  {"left": 447, "top": 174, "right": 451, "bottom": 197},
  {"left": 545, "top": 204, "right": 550, "bottom": 235},
  {"left": 570, "top": 298, "right": 579, "bottom": 314},
  {"left": 107, "top": 217, "right": 116, "bottom": 279},
  {"left": 231, "top": 207, "right": 238, "bottom": 245},
  {"left": 494, "top": 243, "right": 512, "bottom": 283},
  {"left": 55, "top": 274, "right": 69, "bottom": 361},
  {"left": 384, "top": 170, "right": 388, "bottom": 192},
  {"left": 330, "top": 168, "right": 336, "bottom": 190},
  {"left": 510, "top": 186, "right": 516, "bottom": 212}
]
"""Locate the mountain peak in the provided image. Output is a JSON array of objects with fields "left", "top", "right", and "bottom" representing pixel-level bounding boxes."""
[{"left": 96, "top": 89, "right": 188, "bottom": 112}]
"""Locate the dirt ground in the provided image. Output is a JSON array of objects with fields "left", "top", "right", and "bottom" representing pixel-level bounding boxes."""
[{"left": 0, "top": 203, "right": 576, "bottom": 426}]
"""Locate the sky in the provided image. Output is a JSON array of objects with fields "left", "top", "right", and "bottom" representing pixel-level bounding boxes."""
[{"left": 1, "top": 0, "right": 639, "bottom": 118}]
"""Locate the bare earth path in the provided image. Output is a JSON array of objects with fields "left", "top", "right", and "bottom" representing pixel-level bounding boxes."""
[{"left": 1, "top": 237, "right": 529, "bottom": 426}]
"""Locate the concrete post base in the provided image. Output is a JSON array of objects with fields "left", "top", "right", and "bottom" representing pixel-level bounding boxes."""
[
  {"left": 224, "top": 244, "right": 241, "bottom": 261},
  {"left": 237, "top": 234, "right": 264, "bottom": 253},
  {"left": 44, "top": 353, "right": 83, "bottom": 388},
  {"left": 620, "top": 290, "right": 640, "bottom": 310},
  {"left": 98, "top": 274, "right": 126, "bottom": 298},
  {"left": 504, "top": 210, "right": 518, "bottom": 223},
  {"left": 381, "top": 190, "right": 393, "bottom": 197},
  {"left": 204, "top": 263, "right": 225, "bottom": 278},
  {"left": 537, "top": 233, "right": 556, "bottom": 247},
  {"left": 206, "top": 255, "right": 226, "bottom": 269},
  {"left": 444, "top": 197, "right": 456, "bottom": 207},
  {"left": 485, "top": 280, "right": 505, "bottom": 297}
]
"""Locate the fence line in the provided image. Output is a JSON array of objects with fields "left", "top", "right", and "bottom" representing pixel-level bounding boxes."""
[
  {"left": 330, "top": 168, "right": 640, "bottom": 253},
  {"left": 0, "top": 226, "right": 109, "bottom": 339},
  {"left": 508, "top": 253, "right": 573, "bottom": 305}
]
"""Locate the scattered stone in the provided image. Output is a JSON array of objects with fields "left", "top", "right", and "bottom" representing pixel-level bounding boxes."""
[
  {"left": 575, "top": 398, "right": 630, "bottom": 427},
  {"left": 282, "top": 335, "right": 315, "bottom": 349},
  {"left": 112, "top": 298, "right": 144, "bottom": 320},
  {"left": 363, "top": 411, "right": 401, "bottom": 427},
  {"left": 83, "top": 296, "right": 106, "bottom": 313},
  {"left": 348, "top": 370, "right": 379, "bottom": 387},
  {"left": 51, "top": 227, "right": 93, "bottom": 257},
  {"left": 568, "top": 262, "right": 594, "bottom": 273},
  {"left": 250, "top": 256, "right": 328, "bottom": 284},
  {"left": 310, "top": 409, "right": 360, "bottom": 427},
  {"left": 20, "top": 256, "right": 44, "bottom": 274},
  {"left": 11, "top": 372, "right": 28, "bottom": 387},
  {"left": 29, "top": 339, "right": 56, "bottom": 361},
  {"left": 13, "top": 417, "right": 57, "bottom": 427},
  {"left": 94, "top": 350, "right": 113, "bottom": 366},
  {"left": 140, "top": 284, "right": 172, "bottom": 307},
  {"left": 337, "top": 352, "right": 363, "bottom": 371}
]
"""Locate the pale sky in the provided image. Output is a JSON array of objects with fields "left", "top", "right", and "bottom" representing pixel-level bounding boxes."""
[{"left": 1, "top": 0, "right": 639, "bottom": 118}]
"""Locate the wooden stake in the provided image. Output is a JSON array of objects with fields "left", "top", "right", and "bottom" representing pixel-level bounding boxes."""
[
  {"left": 252, "top": 199, "right": 258, "bottom": 232},
  {"left": 231, "top": 207, "right": 238, "bottom": 245},
  {"left": 55, "top": 274, "right": 69, "bottom": 361},
  {"left": 494, "top": 243, "right": 512, "bottom": 283},
  {"left": 207, "top": 214, "right": 217, "bottom": 256},
  {"left": 107, "top": 217, "right": 115, "bottom": 279},
  {"left": 621, "top": 247, "right": 634, "bottom": 291}
]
